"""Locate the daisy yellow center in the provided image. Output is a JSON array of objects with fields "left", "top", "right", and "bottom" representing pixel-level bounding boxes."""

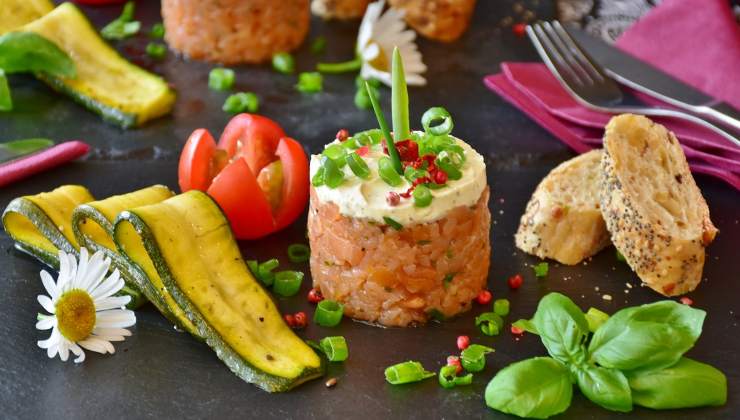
[
  {"left": 55, "top": 289, "right": 96, "bottom": 342},
  {"left": 368, "top": 42, "right": 389, "bottom": 71}
]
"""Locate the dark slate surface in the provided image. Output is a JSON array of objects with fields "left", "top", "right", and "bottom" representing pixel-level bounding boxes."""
[{"left": 1, "top": 1, "right": 738, "bottom": 419}]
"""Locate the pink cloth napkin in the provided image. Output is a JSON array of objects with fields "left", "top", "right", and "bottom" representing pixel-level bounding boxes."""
[{"left": 483, "top": 0, "right": 740, "bottom": 190}]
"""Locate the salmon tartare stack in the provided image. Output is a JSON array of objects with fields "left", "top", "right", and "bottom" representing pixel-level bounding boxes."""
[{"left": 308, "top": 48, "right": 490, "bottom": 326}]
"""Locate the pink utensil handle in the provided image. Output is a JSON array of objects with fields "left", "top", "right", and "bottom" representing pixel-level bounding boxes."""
[{"left": 0, "top": 141, "right": 90, "bottom": 188}]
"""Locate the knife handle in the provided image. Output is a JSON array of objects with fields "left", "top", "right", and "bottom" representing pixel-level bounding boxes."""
[{"left": 697, "top": 103, "right": 740, "bottom": 133}]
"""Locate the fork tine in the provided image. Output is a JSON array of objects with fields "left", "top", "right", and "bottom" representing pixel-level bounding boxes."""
[
  {"left": 551, "top": 21, "right": 608, "bottom": 83},
  {"left": 527, "top": 23, "right": 585, "bottom": 87},
  {"left": 541, "top": 22, "right": 595, "bottom": 85}
]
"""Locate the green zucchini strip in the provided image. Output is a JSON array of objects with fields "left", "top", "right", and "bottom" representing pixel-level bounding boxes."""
[
  {"left": 2, "top": 185, "right": 93, "bottom": 268},
  {"left": 72, "top": 185, "right": 175, "bottom": 312},
  {"left": 114, "top": 191, "right": 324, "bottom": 392}
]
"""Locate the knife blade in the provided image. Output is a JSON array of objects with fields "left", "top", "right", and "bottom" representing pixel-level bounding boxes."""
[
  {"left": 568, "top": 28, "right": 740, "bottom": 132},
  {"left": 0, "top": 138, "right": 54, "bottom": 164}
]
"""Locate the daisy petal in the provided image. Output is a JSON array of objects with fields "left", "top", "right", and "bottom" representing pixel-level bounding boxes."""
[
  {"left": 93, "top": 327, "right": 132, "bottom": 337},
  {"left": 94, "top": 295, "right": 131, "bottom": 311},
  {"left": 70, "top": 343, "right": 86, "bottom": 364},
  {"left": 37, "top": 295, "right": 55, "bottom": 314},
  {"left": 58, "top": 340, "right": 70, "bottom": 362},
  {"left": 37, "top": 328, "right": 60, "bottom": 349},
  {"left": 96, "top": 310, "right": 136, "bottom": 328},
  {"left": 90, "top": 271, "right": 123, "bottom": 300},
  {"left": 78, "top": 337, "right": 106, "bottom": 354},
  {"left": 36, "top": 317, "right": 56, "bottom": 330},
  {"left": 40, "top": 270, "right": 59, "bottom": 300}
]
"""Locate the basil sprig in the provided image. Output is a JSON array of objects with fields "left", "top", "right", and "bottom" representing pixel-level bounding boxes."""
[
  {"left": 485, "top": 292, "right": 726, "bottom": 418},
  {"left": 0, "top": 32, "right": 76, "bottom": 111}
]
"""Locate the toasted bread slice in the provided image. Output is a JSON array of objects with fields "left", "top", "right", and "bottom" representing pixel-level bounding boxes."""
[
  {"left": 600, "top": 114, "right": 717, "bottom": 296},
  {"left": 515, "top": 150, "right": 610, "bottom": 265}
]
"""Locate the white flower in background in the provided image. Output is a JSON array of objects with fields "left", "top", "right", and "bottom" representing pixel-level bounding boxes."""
[
  {"left": 357, "top": 0, "right": 426, "bottom": 86},
  {"left": 36, "top": 248, "right": 136, "bottom": 363}
]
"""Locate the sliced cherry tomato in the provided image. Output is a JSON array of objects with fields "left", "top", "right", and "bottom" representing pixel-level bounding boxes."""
[
  {"left": 273, "top": 137, "right": 309, "bottom": 231},
  {"left": 218, "top": 113, "right": 286, "bottom": 175},
  {"left": 206, "top": 158, "right": 275, "bottom": 240},
  {"left": 178, "top": 129, "right": 217, "bottom": 192}
]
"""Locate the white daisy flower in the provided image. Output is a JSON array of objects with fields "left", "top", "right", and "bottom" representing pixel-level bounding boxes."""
[
  {"left": 317, "top": 0, "right": 426, "bottom": 86},
  {"left": 36, "top": 248, "right": 136, "bottom": 364},
  {"left": 357, "top": 0, "right": 426, "bottom": 86}
]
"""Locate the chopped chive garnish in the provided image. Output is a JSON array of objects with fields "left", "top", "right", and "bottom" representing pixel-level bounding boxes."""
[
  {"left": 314, "top": 300, "right": 344, "bottom": 327},
  {"left": 346, "top": 152, "right": 371, "bottom": 179},
  {"left": 287, "top": 244, "right": 310, "bottom": 263},
  {"left": 493, "top": 299, "right": 510, "bottom": 317},
  {"left": 413, "top": 184, "right": 433, "bottom": 207},
  {"left": 322, "top": 143, "right": 347, "bottom": 164},
  {"left": 257, "top": 258, "right": 279, "bottom": 287},
  {"left": 246, "top": 260, "right": 259, "bottom": 276},
  {"left": 150, "top": 22, "right": 165, "bottom": 39},
  {"left": 438, "top": 365, "right": 473, "bottom": 389},
  {"left": 421, "top": 107, "right": 454, "bottom": 136},
  {"left": 317, "top": 57, "right": 361, "bottom": 73},
  {"left": 296, "top": 72, "right": 323, "bottom": 93},
  {"left": 222, "top": 92, "right": 259, "bottom": 114},
  {"left": 273, "top": 270, "right": 304, "bottom": 297},
  {"left": 365, "top": 81, "right": 402, "bottom": 174},
  {"left": 436, "top": 155, "right": 462, "bottom": 180},
  {"left": 310, "top": 36, "right": 327, "bottom": 55},
  {"left": 312, "top": 166, "right": 325, "bottom": 186},
  {"left": 378, "top": 156, "right": 403, "bottom": 186},
  {"left": 384, "top": 361, "right": 435, "bottom": 385},
  {"left": 585, "top": 307, "right": 610, "bottom": 333},
  {"left": 208, "top": 68, "right": 235, "bottom": 91},
  {"left": 272, "top": 52, "right": 295, "bottom": 74},
  {"left": 533, "top": 262, "right": 549, "bottom": 278},
  {"left": 383, "top": 216, "right": 403, "bottom": 231},
  {"left": 320, "top": 156, "right": 344, "bottom": 188},
  {"left": 460, "top": 344, "right": 494, "bottom": 372},
  {"left": 145, "top": 42, "right": 166, "bottom": 59},
  {"left": 319, "top": 336, "right": 348, "bottom": 362},
  {"left": 101, "top": 1, "right": 140, "bottom": 40},
  {"left": 476, "top": 312, "right": 504, "bottom": 336},
  {"left": 443, "top": 273, "right": 456, "bottom": 288}
]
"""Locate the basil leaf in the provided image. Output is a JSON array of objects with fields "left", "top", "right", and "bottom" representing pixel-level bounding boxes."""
[
  {"left": 0, "top": 70, "right": 11, "bottom": 111},
  {"left": 485, "top": 357, "right": 572, "bottom": 419},
  {"left": 512, "top": 318, "right": 538, "bottom": 335},
  {"left": 0, "top": 32, "right": 75, "bottom": 78},
  {"left": 627, "top": 357, "right": 727, "bottom": 409},
  {"left": 532, "top": 292, "right": 589, "bottom": 365},
  {"left": 588, "top": 300, "right": 705, "bottom": 372},
  {"left": 574, "top": 365, "right": 632, "bottom": 412}
]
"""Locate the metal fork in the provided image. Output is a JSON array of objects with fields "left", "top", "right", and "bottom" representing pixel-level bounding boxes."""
[{"left": 526, "top": 21, "right": 740, "bottom": 148}]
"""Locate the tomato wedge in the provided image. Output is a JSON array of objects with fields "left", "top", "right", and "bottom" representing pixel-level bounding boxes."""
[
  {"left": 218, "top": 113, "right": 286, "bottom": 175},
  {"left": 178, "top": 114, "right": 309, "bottom": 240}
]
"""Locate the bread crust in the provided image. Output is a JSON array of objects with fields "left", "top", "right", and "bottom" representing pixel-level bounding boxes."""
[
  {"left": 600, "top": 114, "right": 717, "bottom": 296},
  {"left": 515, "top": 150, "right": 610, "bottom": 265}
]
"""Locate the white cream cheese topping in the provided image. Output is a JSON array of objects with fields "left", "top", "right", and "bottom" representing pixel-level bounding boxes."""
[{"left": 310, "top": 135, "right": 487, "bottom": 225}]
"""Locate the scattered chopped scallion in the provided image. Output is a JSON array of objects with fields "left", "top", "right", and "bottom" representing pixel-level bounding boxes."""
[
  {"left": 312, "top": 166, "right": 325, "bottom": 186},
  {"left": 208, "top": 68, "right": 235, "bottom": 91},
  {"left": 413, "top": 184, "right": 433, "bottom": 207},
  {"left": 421, "top": 107, "right": 454, "bottom": 136},
  {"left": 145, "top": 42, "right": 166, "bottom": 59},
  {"left": 438, "top": 365, "right": 473, "bottom": 389},
  {"left": 101, "top": 1, "right": 140, "bottom": 40},
  {"left": 314, "top": 300, "right": 344, "bottom": 327},
  {"left": 257, "top": 258, "right": 279, "bottom": 287},
  {"left": 273, "top": 270, "right": 304, "bottom": 297},
  {"left": 319, "top": 336, "right": 348, "bottom": 362},
  {"left": 320, "top": 156, "right": 344, "bottom": 188},
  {"left": 384, "top": 361, "right": 435, "bottom": 385},
  {"left": 476, "top": 312, "right": 504, "bottom": 336},
  {"left": 533, "top": 262, "right": 549, "bottom": 278},
  {"left": 150, "top": 22, "right": 165, "bottom": 39},
  {"left": 272, "top": 52, "right": 295, "bottom": 74},
  {"left": 287, "top": 244, "right": 310, "bottom": 263},
  {"left": 222, "top": 92, "right": 259, "bottom": 114},
  {"left": 460, "top": 344, "right": 494, "bottom": 372},
  {"left": 378, "top": 156, "right": 403, "bottom": 186},
  {"left": 296, "top": 72, "right": 323, "bottom": 93},
  {"left": 493, "top": 299, "right": 510, "bottom": 317},
  {"left": 346, "top": 152, "right": 371, "bottom": 179}
]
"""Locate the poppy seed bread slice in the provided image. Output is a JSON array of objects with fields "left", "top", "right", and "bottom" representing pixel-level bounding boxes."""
[
  {"left": 515, "top": 150, "right": 610, "bottom": 265},
  {"left": 600, "top": 114, "right": 717, "bottom": 296}
]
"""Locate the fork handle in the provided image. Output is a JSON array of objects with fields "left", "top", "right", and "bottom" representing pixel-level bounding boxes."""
[
  {"left": 696, "top": 103, "right": 740, "bottom": 133},
  {"left": 611, "top": 106, "right": 740, "bottom": 148}
]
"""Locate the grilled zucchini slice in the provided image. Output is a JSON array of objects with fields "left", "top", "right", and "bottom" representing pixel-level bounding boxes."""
[
  {"left": 22, "top": 3, "right": 176, "bottom": 128},
  {"left": 114, "top": 191, "right": 324, "bottom": 392},
  {"left": 0, "top": 0, "right": 53, "bottom": 34},
  {"left": 71, "top": 185, "right": 176, "bottom": 313}
]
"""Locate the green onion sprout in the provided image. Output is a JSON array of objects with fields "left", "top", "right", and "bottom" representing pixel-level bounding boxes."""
[
  {"left": 287, "top": 244, "right": 310, "bottom": 263},
  {"left": 319, "top": 336, "right": 349, "bottom": 362},
  {"left": 314, "top": 300, "right": 344, "bottom": 327},
  {"left": 385, "top": 361, "right": 435, "bottom": 385}
]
